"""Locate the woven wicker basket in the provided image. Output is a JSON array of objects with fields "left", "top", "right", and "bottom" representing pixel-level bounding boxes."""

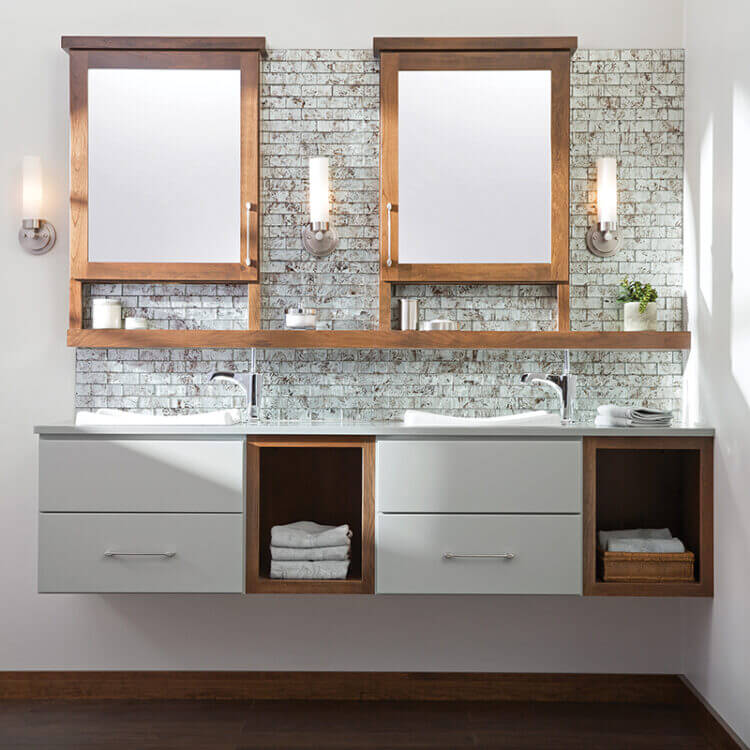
[{"left": 598, "top": 549, "right": 695, "bottom": 583}]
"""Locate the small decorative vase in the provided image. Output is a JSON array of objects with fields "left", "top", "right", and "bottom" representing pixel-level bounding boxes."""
[{"left": 623, "top": 301, "right": 658, "bottom": 331}]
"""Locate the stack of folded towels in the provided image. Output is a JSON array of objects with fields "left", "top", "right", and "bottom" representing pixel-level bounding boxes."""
[
  {"left": 595, "top": 404, "right": 673, "bottom": 428},
  {"left": 598, "top": 528, "right": 685, "bottom": 553},
  {"left": 270, "top": 521, "right": 352, "bottom": 579}
]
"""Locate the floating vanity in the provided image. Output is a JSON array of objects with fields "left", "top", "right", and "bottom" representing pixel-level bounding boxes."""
[{"left": 34, "top": 423, "right": 714, "bottom": 597}]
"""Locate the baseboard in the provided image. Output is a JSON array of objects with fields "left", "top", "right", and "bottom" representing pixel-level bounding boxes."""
[
  {"left": 680, "top": 677, "right": 748, "bottom": 750},
  {"left": 0, "top": 671, "right": 687, "bottom": 703}
]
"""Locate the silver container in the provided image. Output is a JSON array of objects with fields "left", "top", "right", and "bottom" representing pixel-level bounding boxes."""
[
  {"left": 399, "top": 299, "right": 419, "bottom": 330},
  {"left": 420, "top": 319, "right": 459, "bottom": 331}
]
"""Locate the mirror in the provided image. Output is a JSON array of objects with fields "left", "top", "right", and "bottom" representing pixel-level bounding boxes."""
[
  {"left": 87, "top": 68, "right": 241, "bottom": 263},
  {"left": 398, "top": 70, "right": 551, "bottom": 264}
]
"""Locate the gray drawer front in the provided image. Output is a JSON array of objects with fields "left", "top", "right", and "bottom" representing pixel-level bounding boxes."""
[
  {"left": 39, "top": 513, "right": 243, "bottom": 593},
  {"left": 377, "top": 513, "right": 582, "bottom": 595},
  {"left": 377, "top": 439, "right": 581, "bottom": 513},
  {"left": 39, "top": 438, "right": 244, "bottom": 513}
]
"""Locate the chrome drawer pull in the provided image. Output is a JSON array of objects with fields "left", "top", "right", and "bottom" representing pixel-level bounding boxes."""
[
  {"left": 443, "top": 552, "right": 515, "bottom": 560},
  {"left": 104, "top": 551, "right": 176, "bottom": 558}
]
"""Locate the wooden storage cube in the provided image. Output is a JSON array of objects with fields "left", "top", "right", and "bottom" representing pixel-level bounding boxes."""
[
  {"left": 583, "top": 437, "right": 713, "bottom": 597},
  {"left": 246, "top": 438, "right": 374, "bottom": 594}
]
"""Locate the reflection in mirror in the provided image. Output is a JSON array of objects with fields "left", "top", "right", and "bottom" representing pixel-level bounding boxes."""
[
  {"left": 88, "top": 68, "right": 241, "bottom": 263},
  {"left": 398, "top": 70, "right": 551, "bottom": 264}
]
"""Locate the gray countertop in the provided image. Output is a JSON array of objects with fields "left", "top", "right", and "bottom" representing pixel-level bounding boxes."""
[{"left": 34, "top": 421, "right": 715, "bottom": 438}]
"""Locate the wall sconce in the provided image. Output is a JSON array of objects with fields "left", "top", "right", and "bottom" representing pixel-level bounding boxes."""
[
  {"left": 301, "top": 156, "right": 339, "bottom": 258},
  {"left": 19, "top": 156, "right": 56, "bottom": 255},
  {"left": 586, "top": 157, "right": 622, "bottom": 257}
]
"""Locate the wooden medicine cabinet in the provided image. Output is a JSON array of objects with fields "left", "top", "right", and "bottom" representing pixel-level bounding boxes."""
[
  {"left": 62, "top": 37, "right": 265, "bottom": 283},
  {"left": 374, "top": 37, "right": 576, "bottom": 290}
]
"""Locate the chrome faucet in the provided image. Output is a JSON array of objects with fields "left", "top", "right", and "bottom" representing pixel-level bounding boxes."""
[
  {"left": 209, "top": 349, "right": 262, "bottom": 422},
  {"left": 521, "top": 349, "right": 576, "bottom": 424}
]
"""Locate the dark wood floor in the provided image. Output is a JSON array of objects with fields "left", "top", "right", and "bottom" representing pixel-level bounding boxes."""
[{"left": 0, "top": 699, "right": 712, "bottom": 749}]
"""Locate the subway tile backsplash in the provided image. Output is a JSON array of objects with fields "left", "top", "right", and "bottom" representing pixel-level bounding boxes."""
[{"left": 75, "top": 49, "right": 685, "bottom": 422}]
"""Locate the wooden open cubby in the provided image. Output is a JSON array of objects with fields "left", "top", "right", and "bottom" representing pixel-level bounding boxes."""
[
  {"left": 583, "top": 437, "right": 714, "bottom": 597},
  {"left": 245, "top": 437, "right": 375, "bottom": 594}
]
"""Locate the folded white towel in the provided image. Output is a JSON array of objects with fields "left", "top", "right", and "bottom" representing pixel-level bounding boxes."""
[
  {"left": 596, "top": 404, "right": 673, "bottom": 427},
  {"left": 270, "top": 560, "right": 350, "bottom": 579},
  {"left": 270, "top": 521, "right": 352, "bottom": 549},
  {"left": 270, "top": 544, "right": 350, "bottom": 561},
  {"left": 598, "top": 528, "right": 672, "bottom": 548},
  {"left": 607, "top": 538, "right": 686, "bottom": 553},
  {"left": 595, "top": 415, "right": 632, "bottom": 428}
]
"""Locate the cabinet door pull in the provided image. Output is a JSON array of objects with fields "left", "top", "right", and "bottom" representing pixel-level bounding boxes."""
[
  {"left": 104, "top": 550, "right": 176, "bottom": 558},
  {"left": 245, "top": 202, "right": 254, "bottom": 266},
  {"left": 443, "top": 552, "right": 515, "bottom": 560},
  {"left": 386, "top": 202, "right": 393, "bottom": 267}
]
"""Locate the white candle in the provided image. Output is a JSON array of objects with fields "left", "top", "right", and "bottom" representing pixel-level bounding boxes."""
[{"left": 309, "top": 156, "right": 330, "bottom": 225}]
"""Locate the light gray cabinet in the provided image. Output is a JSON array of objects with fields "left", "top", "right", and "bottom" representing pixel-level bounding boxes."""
[
  {"left": 377, "top": 439, "right": 581, "bottom": 514},
  {"left": 37, "top": 437, "right": 245, "bottom": 593},
  {"left": 39, "top": 513, "right": 244, "bottom": 593},
  {"left": 375, "top": 438, "right": 583, "bottom": 595},
  {"left": 377, "top": 513, "right": 582, "bottom": 595},
  {"left": 39, "top": 437, "right": 244, "bottom": 513}
]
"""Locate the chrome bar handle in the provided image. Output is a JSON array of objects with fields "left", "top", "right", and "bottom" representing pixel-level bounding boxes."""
[
  {"left": 443, "top": 552, "right": 515, "bottom": 560},
  {"left": 104, "top": 551, "right": 176, "bottom": 558},
  {"left": 386, "top": 202, "right": 393, "bottom": 267},
  {"left": 245, "top": 202, "right": 253, "bottom": 266}
]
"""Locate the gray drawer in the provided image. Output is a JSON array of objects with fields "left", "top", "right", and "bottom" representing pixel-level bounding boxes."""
[
  {"left": 39, "top": 438, "right": 244, "bottom": 513},
  {"left": 377, "top": 439, "right": 581, "bottom": 513},
  {"left": 39, "top": 513, "right": 244, "bottom": 593},
  {"left": 376, "top": 513, "right": 581, "bottom": 595}
]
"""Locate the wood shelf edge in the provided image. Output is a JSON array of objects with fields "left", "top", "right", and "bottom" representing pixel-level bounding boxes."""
[
  {"left": 373, "top": 36, "right": 579, "bottom": 55},
  {"left": 67, "top": 328, "right": 692, "bottom": 351},
  {"left": 61, "top": 36, "right": 268, "bottom": 56}
]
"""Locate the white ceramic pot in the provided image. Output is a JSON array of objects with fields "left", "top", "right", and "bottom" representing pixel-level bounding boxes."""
[{"left": 623, "top": 301, "right": 658, "bottom": 331}]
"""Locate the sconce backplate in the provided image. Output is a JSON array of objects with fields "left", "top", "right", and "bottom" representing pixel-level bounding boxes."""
[
  {"left": 586, "top": 225, "right": 622, "bottom": 258},
  {"left": 19, "top": 221, "right": 56, "bottom": 255},
  {"left": 301, "top": 224, "right": 339, "bottom": 258}
]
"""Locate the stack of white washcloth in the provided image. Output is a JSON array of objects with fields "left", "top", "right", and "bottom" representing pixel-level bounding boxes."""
[
  {"left": 598, "top": 528, "right": 686, "bottom": 553},
  {"left": 270, "top": 521, "right": 352, "bottom": 579},
  {"left": 595, "top": 404, "right": 673, "bottom": 428}
]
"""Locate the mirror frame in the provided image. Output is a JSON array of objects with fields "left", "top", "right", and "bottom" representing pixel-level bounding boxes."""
[
  {"left": 377, "top": 39, "right": 575, "bottom": 285},
  {"left": 63, "top": 37, "right": 264, "bottom": 282}
]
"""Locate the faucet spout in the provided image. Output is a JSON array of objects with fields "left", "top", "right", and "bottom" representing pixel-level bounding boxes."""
[
  {"left": 521, "top": 352, "right": 575, "bottom": 424},
  {"left": 208, "top": 349, "right": 262, "bottom": 422}
]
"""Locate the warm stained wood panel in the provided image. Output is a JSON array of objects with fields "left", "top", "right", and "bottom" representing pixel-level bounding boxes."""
[
  {"left": 62, "top": 36, "right": 267, "bottom": 54},
  {"left": 67, "top": 328, "right": 692, "bottom": 350},
  {"left": 373, "top": 37, "right": 578, "bottom": 55}
]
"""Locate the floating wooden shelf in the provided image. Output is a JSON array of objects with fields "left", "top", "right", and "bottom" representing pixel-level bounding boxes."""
[{"left": 67, "top": 328, "right": 691, "bottom": 351}]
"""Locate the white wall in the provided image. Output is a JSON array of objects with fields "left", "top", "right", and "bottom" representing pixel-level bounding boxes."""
[
  {"left": 0, "top": 0, "right": 687, "bottom": 673},
  {"left": 683, "top": 0, "right": 750, "bottom": 743}
]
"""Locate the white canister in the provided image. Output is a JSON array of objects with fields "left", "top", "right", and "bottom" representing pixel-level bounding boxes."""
[
  {"left": 623, "top": 301, "right": 658, "bottom": 331},
  {"left": 285, "top": 306, "right": 317, "bottom": 330},
  {"left": 91, "top": 298, "right": 122, "bottom": 329},
  {"left": 124, "top": 317, "right": 149, "bottom": 330}
]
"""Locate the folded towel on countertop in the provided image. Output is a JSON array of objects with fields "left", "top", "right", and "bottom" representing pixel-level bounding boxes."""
[
  {"left": 596, "top": 404, "right": 673, "bottom": 427},
  {"left": 607, "top": 538, "right": 686, "bottom": 553},
  {"left": 598, "top": 528, "right": 672, "bottom": 548},
  {"left": 270, "top": 544, "right": 350, "bottom": 561},
  {"left": 270, "top": 521, "right": 352, "bottom": 549},
  {"left": 270, "top": 560, "right": 350, "bottom": 580},
  {"left": 594, "top": 415, "right": 632, "bottom": 428}
]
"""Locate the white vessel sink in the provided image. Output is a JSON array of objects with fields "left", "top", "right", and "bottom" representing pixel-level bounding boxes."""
[
  {"left": 402, "top": 410, "right": 560, "bottom": 427},
  {"left": 75, "top": 409, "right": 242, "bottom": 426}
]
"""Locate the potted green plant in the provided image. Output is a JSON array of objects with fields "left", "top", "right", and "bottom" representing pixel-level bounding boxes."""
[{"left": 617, "top": 278, "right": 658, "bottom": 331}]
